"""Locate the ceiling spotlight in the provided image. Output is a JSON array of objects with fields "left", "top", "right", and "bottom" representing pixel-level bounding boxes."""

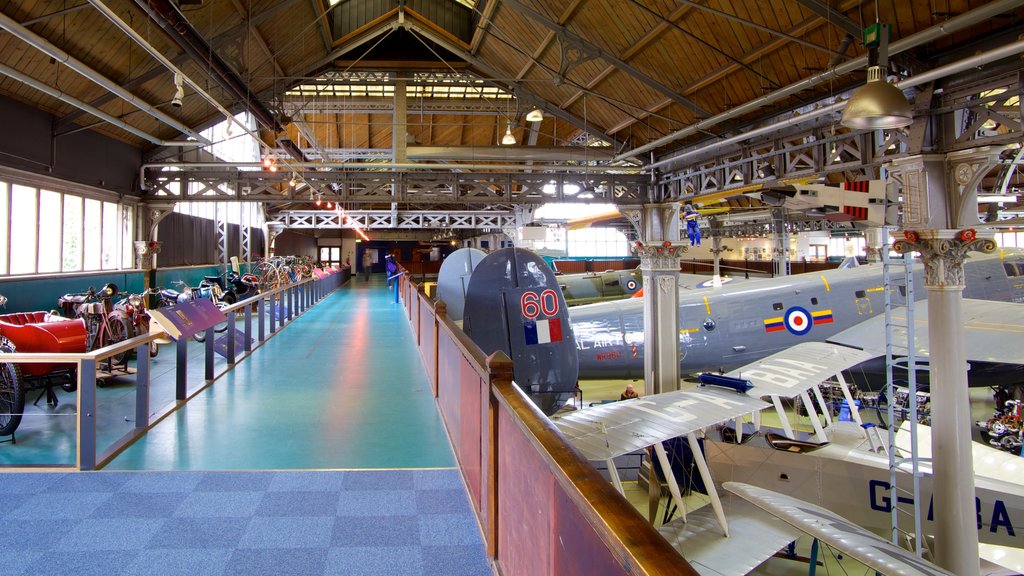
[
  {"left": 289, "top": 176, "right": 297, "bottom": 187},
  {"left": 171, "top": 73, "right": 185, "bottom": 108},
  {"left": 315, "top": 197, "right": 322, "bottom": 207},
  {"left": 501, "top": 124, "right": 517, "bottom": 145},
  {"left": 326, "top": 201, "right": 334, "bottom": 209},
  {"left": 757, "top": 164, "right": 776, "bottom": 179},
  {"left": 526, "top": 108, "right": 544, "bottom": 122}
]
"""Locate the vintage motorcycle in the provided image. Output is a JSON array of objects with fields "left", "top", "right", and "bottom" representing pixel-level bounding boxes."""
[
  {"left": 978, "top": 390, "right": 1024, "bottom": 454},
  {"left": 202, "top": 271, "right": 260, "bottom": 304},
  {"left": 113, "top": 288, "right": 162, "bottom": 358},
  {"left": 56, "top": 284, "right": 134, "bottom": 366}
]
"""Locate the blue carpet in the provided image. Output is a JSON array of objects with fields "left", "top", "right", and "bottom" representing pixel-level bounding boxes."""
[{"left": 2, "top": 469, "right": 491, "bottom": 576}]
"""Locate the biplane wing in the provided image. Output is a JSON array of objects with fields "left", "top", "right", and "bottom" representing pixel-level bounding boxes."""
[{"left": 724, "top": 482, "right": 955, "bottom": 576}]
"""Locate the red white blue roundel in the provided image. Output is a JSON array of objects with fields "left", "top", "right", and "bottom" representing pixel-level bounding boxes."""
[
  {"left": 784, "top": 306, "right": 812, "bottom": 335},
  {"left": 626, "top": 280, "right": 638, "bottom": 291}
]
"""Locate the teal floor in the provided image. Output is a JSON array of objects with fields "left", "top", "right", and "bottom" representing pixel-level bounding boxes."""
[{"left": 106, "top": 275, "right": 454, "bottom": 470}]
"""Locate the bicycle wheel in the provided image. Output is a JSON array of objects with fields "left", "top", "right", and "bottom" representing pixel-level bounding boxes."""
[
  {"left": 0, "top": 350, "right": 26, "bottom": 436},
  {"left": 255, "top": 262, "right": 280, "bottom": 291}
]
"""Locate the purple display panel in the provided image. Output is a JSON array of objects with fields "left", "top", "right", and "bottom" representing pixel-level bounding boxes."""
[{"left": 148, "top": 299, "right": 227, "bottom": 340}]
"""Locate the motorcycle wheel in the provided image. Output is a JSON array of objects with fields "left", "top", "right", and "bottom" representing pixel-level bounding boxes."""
[
  {"left": 0, "top": 351, "right": 26, "bottom": 436},
  {"left": 104, "top": 312, "right": 135, "bottom": 365}
]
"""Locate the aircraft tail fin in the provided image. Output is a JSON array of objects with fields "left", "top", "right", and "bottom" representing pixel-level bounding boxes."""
[{"left": 463, "top": 248, "right": 579, "bottom": 415}]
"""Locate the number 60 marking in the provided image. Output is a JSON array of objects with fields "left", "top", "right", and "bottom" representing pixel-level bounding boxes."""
[{"left": 521, "top": 289, "right": 559, "bottom": 319}]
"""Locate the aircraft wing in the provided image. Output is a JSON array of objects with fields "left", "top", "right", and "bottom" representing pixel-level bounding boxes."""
[
  {"left": 552, "top": 387, "right": 769, "bottom": 461},
  {"left": 826, "top": 298, "right": 1024, "bottom": 364},
  {"left": 725, "top": 341, "right": 874, "bottom": 399},
  {"left": 658, "top": 497, "right": 801, "bottom": 576},
  {"left": 724, "top": 482, "right": 956, "bottom": 576}
]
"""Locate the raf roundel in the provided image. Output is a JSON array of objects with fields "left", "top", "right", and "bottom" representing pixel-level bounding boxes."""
[
  {"left": 784, "top": 306, "right": 812, "bottom": 336},
  {"left": 626, "top": 280, "right": 638, "bottom": 291}
]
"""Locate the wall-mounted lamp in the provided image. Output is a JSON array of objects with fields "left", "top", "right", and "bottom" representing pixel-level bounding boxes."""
[{"left": 840, "top": 22, "right": 912, "bottom": 130}]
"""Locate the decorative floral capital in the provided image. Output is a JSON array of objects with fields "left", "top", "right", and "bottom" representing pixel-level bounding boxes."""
[
  {"left": 893, "top": 229, "right": 996, "bottom": 288},
  {"left": 633, "top": 241, "right": 688, "bottom": 270}
]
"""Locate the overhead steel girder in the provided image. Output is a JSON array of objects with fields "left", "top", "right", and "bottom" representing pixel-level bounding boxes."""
[
  {"left": 654, "top": 71, "right": 1024, "bottom": 201},
  {"left": 143, "top": 170, "right": 647, "bottom": 205},
  {"left": 268, "top": 210, "right": 516, "bottom": 230}
]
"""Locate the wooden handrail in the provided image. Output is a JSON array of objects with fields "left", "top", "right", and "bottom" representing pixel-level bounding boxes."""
[{"left": 487, "top": 354, "right": 698, "bottom": 575}]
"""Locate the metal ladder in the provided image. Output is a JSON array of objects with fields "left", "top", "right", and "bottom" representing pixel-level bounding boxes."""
[{"left": 882, "top": 247, "right": 925, "bottom": 556}]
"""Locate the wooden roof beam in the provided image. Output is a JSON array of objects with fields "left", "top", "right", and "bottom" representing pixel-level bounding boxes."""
[
  {"left": 560, "top": 1, "right": 692, "bottom": 110},
  {"left": 606, "top": 0, "right": 863, "bottom": 137},
  {"left": 470, "top": 0, "right": 500, "bottom": 55},
  {"left": 402, "top": 20, "right": 631, "bottom": 154},
  {"left": 791, "top": 0, "right": 862, "bottom": 37},
  {"left": 499, "top": 0, "right": 710, "bottom": 118},
  {"left": 515, "top": 0, "right": 588, "bottom": 80}
]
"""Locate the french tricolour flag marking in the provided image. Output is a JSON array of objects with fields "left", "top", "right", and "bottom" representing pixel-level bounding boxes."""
[{"left": 525, "top": 318, "right": 563, "bottom": 345}]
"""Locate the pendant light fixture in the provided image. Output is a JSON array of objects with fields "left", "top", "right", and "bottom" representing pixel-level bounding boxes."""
[
  {"left": 501, "top": 124, "right": 516, "bottom": 145},
  {"left": 841, "top": 21, "right": 912, "bottom": 130}
]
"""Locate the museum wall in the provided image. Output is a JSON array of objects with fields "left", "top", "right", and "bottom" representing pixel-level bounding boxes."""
[
  {"left": 0, "top": 94, "right": 142, "bottom": 195},
  {"left": 275, "top": 230, "right": 317, "bottom": 258}
]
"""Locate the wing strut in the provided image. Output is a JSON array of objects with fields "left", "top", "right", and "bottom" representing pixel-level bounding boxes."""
[
  {"left": 688, "top": 432, "right": 729, "bottom": 537},
  {"left": 653, "top": 442, "right": 688, "bottom": 524}
]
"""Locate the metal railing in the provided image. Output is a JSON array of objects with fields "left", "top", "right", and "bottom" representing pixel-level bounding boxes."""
[{"left": 0, "top": 266, "right": 351, "bottom": 470}]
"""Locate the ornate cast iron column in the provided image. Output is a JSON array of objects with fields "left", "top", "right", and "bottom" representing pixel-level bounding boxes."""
[
  {"left": 634, "top": 240, "right": 687, "bottom": 395},
  {"left": 894, "top": 228, "right": 994, "bottom": 576}
]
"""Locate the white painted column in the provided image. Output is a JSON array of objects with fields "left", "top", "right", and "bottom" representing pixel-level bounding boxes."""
[
  {"left": 895, "top": 229, "right": 994, "bottom": 576},
  {"left": 635, "top": 240, "right": 685, "bottom": 394}
]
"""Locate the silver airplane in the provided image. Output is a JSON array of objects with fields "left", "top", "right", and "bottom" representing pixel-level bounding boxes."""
[
  {"left": 556, "top": 268, "right": 743, "bottom": 306},
  {"left": 570, "top": 248, "right": 1024, "bottom": 382}
]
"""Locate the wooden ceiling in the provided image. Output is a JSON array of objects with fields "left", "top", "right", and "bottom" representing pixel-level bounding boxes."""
[{"left": 0, "top": 0, "right": 1021, "bottom": 165}]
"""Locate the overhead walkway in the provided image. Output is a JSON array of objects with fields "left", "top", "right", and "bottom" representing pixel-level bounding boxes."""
[{"left": 0, "top": 273, "right": 491, "bottom": 576}]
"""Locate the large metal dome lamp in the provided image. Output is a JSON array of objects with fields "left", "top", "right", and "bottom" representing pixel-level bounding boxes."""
[
  {"left": 841, "top": 22, "right": 913, "bottom": 130},
  {"left": 841, "top": 65, "right": 912, "bottom": 129}
]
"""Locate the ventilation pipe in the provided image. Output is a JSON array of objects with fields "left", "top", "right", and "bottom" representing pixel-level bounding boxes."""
[
  {"left": 0, "top": 62, "right": 200, "bottom": 147},
  {"left": 0, "top": 11, "right": 210, "bottom": 144}
]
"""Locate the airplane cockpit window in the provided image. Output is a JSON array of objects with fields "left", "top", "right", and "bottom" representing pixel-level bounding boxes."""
[
  {"left": 703, "top": 319, "right": 716, "bottom": 331},
  {"left": 855, "top": 290, "right": 867, "bottom": 298},
  {"left": 604, "top": 278, "right": 620, "bottom": 287},
  {"left": 1005, "top": 262, "right": 1024, "bottom": 277},
  {"left": 772, "top": 302, "right": 783, "bottom": 311}
]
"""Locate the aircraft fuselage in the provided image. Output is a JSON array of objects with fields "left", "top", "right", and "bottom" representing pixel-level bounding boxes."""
[{"left": 570, "top": 250, "right": 1024, "bottom": 380}]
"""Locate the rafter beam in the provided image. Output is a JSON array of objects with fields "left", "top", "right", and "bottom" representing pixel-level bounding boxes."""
[
  {"left": 606, "top": 0, "right": 863, "bottom": 137},
  {"left": 402, "top": 20, "right": 632, "bottom": 154},
  {"left": 499, "top": 0, "right": 709, "bottom": 117},
  {"left": 309, "top": 0, "right": 333, "bottom": 52},
  {"left": 515, "top": 0, "right": 587, "bottom": 80},
  {"left": 470, "top": 0, "right": 500, "bottom": 55},
  {"left": 791, "top": 0, "right": 862, "bottom": 37}
]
